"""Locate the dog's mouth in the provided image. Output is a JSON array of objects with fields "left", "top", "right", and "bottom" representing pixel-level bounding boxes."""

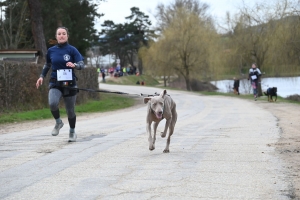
[{"left": 155, "top": 112, "right": 163, "bottom": 119}]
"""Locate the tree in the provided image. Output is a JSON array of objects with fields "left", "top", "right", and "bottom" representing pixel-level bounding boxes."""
[
  {"left": 142, "top": 0, "right": 219, "bottom": 91},
  {"left": 0, "top": 0, "right": 32, "bottom": 49},
  {"left": 140, "top": 41, "right": 175, "bottom": 87},
  {"left": 41, "top": 0, "right": 103, "bottom": 54},
  {"left": 155, "top": 0, "right": 211, "bottom": 32},
  {"left": 0, "top": 0, "right": 103, "bottom": 56},
  {"left": 27, "top": 0, "right": 47, "bottom": 60},
  {"left": 125, "top": 7, "right": 155, "bottom": 74},
  {"left": 143, "top": 5, "right": 218, "bottom": 91},
  {"left": 100, "top": 7, "right": 155, "bottom": 73},
  {"left": 225, "top": 0, "right": 298, "bottom": 95}
]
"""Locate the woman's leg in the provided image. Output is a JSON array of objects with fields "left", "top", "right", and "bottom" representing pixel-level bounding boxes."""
[
  {"left": 252, "top": 81, "right": 258, "bottom": 100},
  {"left": 49, "top": 88, "right": 64, "bottom": 135},
  {"left": 64, "top": 95, "right": 77, "bottom": 142}
]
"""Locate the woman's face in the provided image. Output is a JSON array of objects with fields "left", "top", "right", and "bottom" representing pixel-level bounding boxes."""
[
  {"left": 252, "top": 64, "right": 256, "bottom": 68},
  {"left": 56, "top": 28, "right": 68, "bottom": 43}
]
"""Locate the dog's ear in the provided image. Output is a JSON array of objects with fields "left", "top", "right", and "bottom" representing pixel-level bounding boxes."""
[
  {"left": 144, "top": 97, "right": 151, "bottom": 104},
  {"left": 160, "top": 90, "right": 167, "bottom": 98}
]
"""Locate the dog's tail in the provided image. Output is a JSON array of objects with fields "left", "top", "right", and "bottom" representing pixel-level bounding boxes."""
[{"left": 263, "top": 92, "right": 267, "bottom": 96}]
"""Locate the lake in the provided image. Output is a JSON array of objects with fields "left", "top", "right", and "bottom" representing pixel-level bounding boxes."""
[{"left": 211, "top": 76, "right": 300, "bottom": 98}]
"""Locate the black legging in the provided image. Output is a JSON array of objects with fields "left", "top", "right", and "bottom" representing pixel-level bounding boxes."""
[{"left": 49, "top": 88, "right": 77, "bottom": 128}]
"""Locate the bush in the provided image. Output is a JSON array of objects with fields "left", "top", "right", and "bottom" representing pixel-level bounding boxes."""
[
  {"left": 169, "top": 77, "right": 218, "bottom": 91},
  {"left": 286, "top": 94, "right": 300, "bottom": 102},
  {"left": 0, "top": 62, "right": 99, "bottom": 113}
]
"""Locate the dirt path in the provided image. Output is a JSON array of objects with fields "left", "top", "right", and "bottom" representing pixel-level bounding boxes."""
[{"left": 256, "top": 100, "right": 300, "bottom": 199}]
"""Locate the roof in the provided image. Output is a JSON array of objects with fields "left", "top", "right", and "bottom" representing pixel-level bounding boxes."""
[
  {"left": 0, "top": 49, "right": 39, "bottom": 54},
  {"left": 3, "top": 57, "right": 38, "bottom": 62}
]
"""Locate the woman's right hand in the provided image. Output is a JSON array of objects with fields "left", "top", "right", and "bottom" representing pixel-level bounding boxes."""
[{"left": 36, "top": 77, "right": 43, "bottom": 89}]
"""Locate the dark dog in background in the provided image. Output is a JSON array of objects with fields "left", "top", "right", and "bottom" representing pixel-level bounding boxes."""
[{"left": 264, "top": 87, "right": 277, "bottom": 102}]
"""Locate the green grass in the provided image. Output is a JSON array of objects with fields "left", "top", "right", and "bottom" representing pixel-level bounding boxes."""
[
  {"left": 0, "top": 93, "right": 135, "bottom": 124},
  {"left": 199, "top": 91, "right": 300, "bottom": 104}
]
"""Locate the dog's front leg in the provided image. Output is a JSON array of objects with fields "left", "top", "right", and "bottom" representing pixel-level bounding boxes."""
[
  {"left": 147, "top": 122, "right": 155, "bottom": 151},
  {"left": 150, "top": 121, "right": 159, "bottom": 151},
  {"left": 161, "top": 118, "right": 171, "bottom": 138}
]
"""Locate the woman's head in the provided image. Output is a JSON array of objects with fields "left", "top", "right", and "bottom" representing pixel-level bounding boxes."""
[
  {"left": 55, "top": 27, "right": 69, "bottom": 44},
  {"left": 251, "top": 63, "right": 257, "bottom": 68}
]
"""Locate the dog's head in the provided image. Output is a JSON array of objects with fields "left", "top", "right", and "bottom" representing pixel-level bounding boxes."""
[
  {"left": 272, "top": 87, "right": 277, "bottom": 94},
  {"left": 144, "top": 90, "right": 167, "bottom": 119}
]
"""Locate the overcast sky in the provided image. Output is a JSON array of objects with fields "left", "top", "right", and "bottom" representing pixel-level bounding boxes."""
[{"left": 96, "top": 0, "right": 261, "bottom": 31}]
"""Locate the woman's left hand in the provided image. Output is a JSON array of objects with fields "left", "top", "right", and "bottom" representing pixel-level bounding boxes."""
[{"left": 66, "top": 62, "right": 75, "bottom": 68}]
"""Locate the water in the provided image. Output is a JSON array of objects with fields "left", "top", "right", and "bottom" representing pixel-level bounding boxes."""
[{"left": 211, "top": 76, "right": 300, "bottom": 98}]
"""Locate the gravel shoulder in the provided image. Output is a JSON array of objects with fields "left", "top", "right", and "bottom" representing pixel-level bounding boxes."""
[{"left": 255, "top": 100, "right": 300, "bottom": 198}]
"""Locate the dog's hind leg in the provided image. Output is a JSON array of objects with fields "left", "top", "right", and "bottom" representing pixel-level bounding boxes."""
[
  {"left": 161, "top": 118, "right": 171, "bottom": 138},
  {"left": 163, "top": 121, "right": 175, "bottom": 153},
  {"left": 163, "top": 111, "right": 177, "bottom": 153}
]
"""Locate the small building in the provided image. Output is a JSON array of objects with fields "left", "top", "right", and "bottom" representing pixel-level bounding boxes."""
[{"left": 0, "top": 49, "right": 39, "bottom": 63}]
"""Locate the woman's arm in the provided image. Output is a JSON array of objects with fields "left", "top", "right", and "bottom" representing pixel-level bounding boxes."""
[
  {"left": 74, "top": 61, "right": 85, "bottom": 70},
  {"left": 40, "top": 63, "right": 51, "bottom": 78}
]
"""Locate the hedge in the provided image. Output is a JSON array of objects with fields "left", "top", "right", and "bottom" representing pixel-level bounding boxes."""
[{"left": 0, "top": 62, "right": 99, "bottom": 113}]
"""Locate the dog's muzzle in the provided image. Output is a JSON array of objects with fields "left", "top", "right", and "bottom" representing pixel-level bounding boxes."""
[{"left": 155, "top": 111, "right": 163, "bottom": 119}]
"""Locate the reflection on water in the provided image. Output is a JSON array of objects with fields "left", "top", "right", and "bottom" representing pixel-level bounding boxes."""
[{"left": 211, "top": 76, "right": 300, "bottom": 98}]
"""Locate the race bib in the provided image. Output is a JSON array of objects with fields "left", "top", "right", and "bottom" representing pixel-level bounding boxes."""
[
  {"left": 57, "top": 69, "right": 72, "bottom": 81},
  {"left": 251, "top": 75, "right": 257, "bottom": 80}
]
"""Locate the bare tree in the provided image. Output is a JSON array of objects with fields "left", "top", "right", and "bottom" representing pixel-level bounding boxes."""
[
  {"left": 0, "top": 0, "right": 30, "bottom": 49},
  {"left": 155, "top": 0, "right": 211, "bottom": 32},
  {"left": 224, "top": 0, "right": 297, "bottom": 95}
]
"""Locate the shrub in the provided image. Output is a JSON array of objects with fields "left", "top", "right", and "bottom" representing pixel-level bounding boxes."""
[{"left": 0, "top": 62, "right": 99, "bottom": 113}]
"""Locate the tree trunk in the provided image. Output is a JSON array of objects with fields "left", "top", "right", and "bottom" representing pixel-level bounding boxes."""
[
  {"left": 138, "top": 57, "right": 143, "bottom": 75},
  {"left": 258, "top": 77, "right": 263, "bottom": 97},
  {"left": 185, "top": 77, "right": 191, "bottom": 91},
  {"left": 27, "top": 0, "right": 47, "bottom": 61}
]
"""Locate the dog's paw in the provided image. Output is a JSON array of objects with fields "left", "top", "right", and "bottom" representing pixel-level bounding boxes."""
[
  {"left": 163, "top": 149, "right": 170, "bottom": 153},
  {"left": 149, "top": 145, "right": 155, "bottom": 151},
  {"left": 160, "top": 132, "right": 166, "bottom": 138}
]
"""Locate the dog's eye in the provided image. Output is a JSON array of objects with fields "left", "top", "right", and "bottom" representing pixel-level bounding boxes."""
[{"left": 152, "top": 103, "right": 156, "bottom": 106}]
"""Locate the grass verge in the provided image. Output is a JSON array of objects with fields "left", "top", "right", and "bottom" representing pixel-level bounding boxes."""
[
  {"left": 200, "top": 91, "right": 300, "bottom": 104},
  {"left": 0, "top": 93, "right": 135, "bottom": 124}
]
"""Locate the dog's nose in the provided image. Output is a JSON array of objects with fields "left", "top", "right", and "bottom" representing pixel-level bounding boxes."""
[{"left": 158, "top": 111, "right": 163, "bottom": 114}]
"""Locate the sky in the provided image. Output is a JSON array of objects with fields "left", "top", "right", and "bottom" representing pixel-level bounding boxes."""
[{"left": 96, "top": 0, "right": 260, "bottom": 31}]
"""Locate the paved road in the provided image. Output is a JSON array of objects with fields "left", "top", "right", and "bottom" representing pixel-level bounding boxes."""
[{"left": 0, "top": 84, "right": 291, "bottom": 199}]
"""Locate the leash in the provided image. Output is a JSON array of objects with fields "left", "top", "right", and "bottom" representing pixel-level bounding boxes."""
[
  {"left": 65, "top": 86, "right": 165, "bottom": 98},
  {"left": 140, "top": 92, "right": 160, "bottom": 97},
  {"left": 65, "top": 86, "right": 142, "bottom": 97}
]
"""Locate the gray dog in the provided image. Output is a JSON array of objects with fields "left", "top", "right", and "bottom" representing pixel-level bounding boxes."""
[{"left": 143, "top": 90, "right": 177, "bottom": 153}]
